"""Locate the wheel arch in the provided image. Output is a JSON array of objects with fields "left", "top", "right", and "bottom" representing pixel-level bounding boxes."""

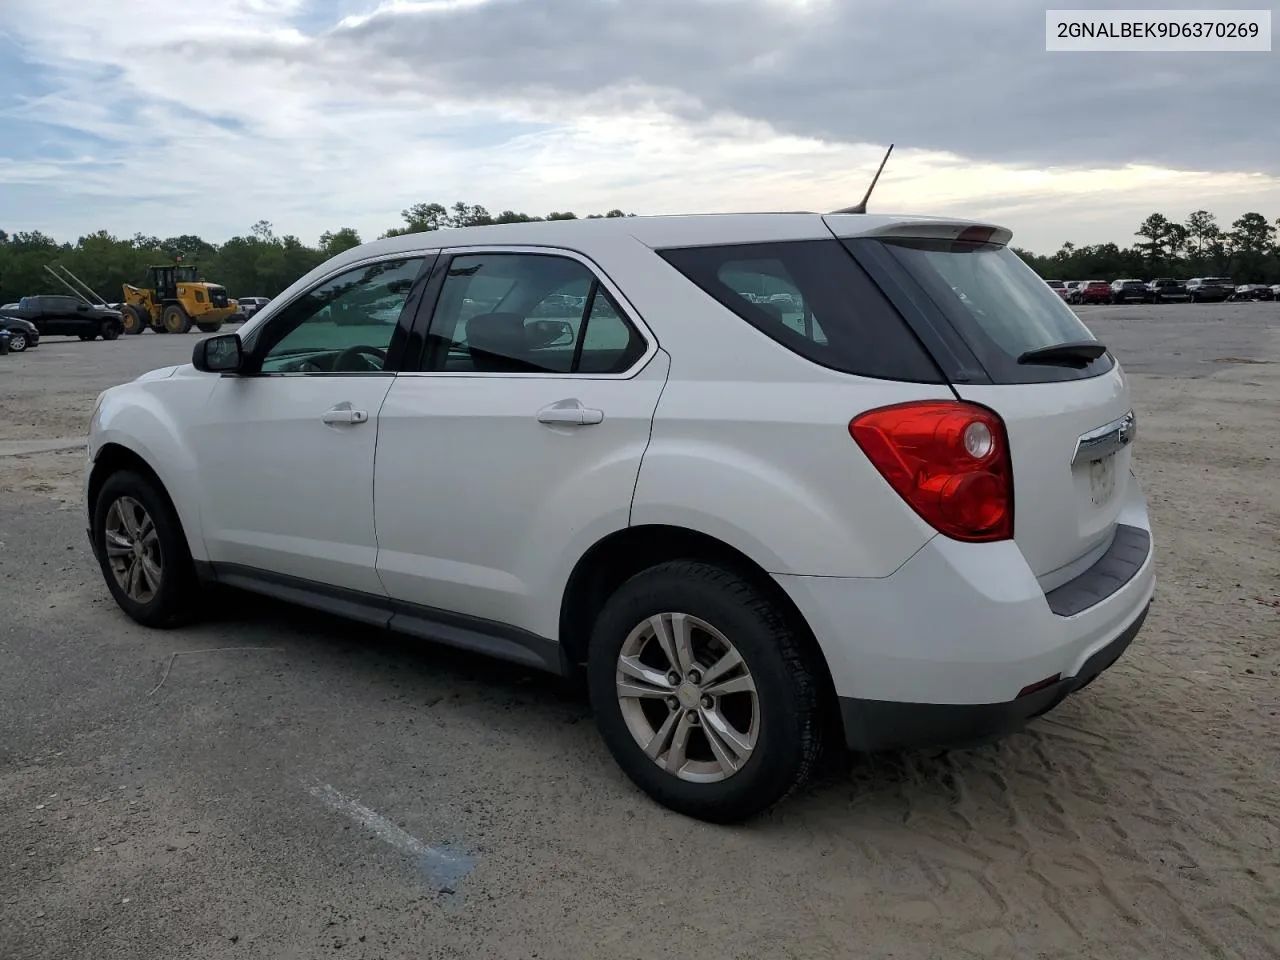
[
  {"left": 88, "top": 439, "right": 207, "bottom": 563},
  {"left": 558, "top": 523, "right": 843, "bottom": 743}
]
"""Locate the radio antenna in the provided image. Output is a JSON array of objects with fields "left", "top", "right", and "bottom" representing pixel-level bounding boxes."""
[{"left": 829, "top": 143, "right": 894, "bottom": 215}]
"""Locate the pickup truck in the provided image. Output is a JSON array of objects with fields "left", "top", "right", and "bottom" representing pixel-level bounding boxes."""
[{"left": 0, "top": 295, "right": 125, "bottom": 341}]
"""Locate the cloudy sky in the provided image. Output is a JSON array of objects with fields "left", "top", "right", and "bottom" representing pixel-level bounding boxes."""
[{"left": 1, "top": 0, "right": 1276, "bottom": 253}]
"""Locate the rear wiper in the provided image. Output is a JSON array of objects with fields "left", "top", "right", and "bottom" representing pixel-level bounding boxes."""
[{"left": 1017, "top": 340, "right": 1108, "bottom": 367}]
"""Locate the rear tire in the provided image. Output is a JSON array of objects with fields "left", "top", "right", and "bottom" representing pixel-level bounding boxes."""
[
  {"left": 587, "top": 560, "right": 823, "bottom": 823},
  {"left": 121, "top": 306, "right": 147, "bottom": 335},
  {"left": 196, "top": 321, "right": 223, "bottom": 333},
  {"left": 92, "top": 469, "right": 200, "bottom": 628},
  {"left": 162, "top": 304, "right": 192, "bottom": 334}
]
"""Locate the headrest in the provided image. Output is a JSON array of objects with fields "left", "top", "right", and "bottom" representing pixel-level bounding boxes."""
[{"left": 465, "top": 313, "right": 528, "bottom": 357}]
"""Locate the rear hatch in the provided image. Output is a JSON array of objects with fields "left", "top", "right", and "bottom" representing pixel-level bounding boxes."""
[{"left": 828, "top": 217, "right": 1136, "bottom": 589}]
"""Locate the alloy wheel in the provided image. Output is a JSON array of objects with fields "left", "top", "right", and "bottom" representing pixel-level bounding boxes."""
[
  {"left": 615, "top": 612, "right": 759, "bottom": 783},
  {"left": 103, "top": 496, "right": 163, "bottom": 603}
]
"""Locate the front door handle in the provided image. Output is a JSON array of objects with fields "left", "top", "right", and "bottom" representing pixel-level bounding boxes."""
[
  {"left": 321, "top": 404, "right": 369, "bottom": 425},
  {"left": 537, "top": 399, "right": 604, "bottom": 426}
]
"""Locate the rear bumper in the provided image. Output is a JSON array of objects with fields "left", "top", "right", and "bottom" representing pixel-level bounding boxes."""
[
  {"left": 776, "top": 472, "right": 1155, "bottom": 751},
  {"left": 837, "top": 602, "right": 1148, "bottom": 751}
]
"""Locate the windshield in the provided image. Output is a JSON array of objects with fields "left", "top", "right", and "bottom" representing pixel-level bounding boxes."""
[{"left": 877, "top": 238, "right": 1110, "bottom": 383}]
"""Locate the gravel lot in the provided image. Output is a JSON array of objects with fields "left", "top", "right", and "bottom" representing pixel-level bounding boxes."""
[{"left": 2, "top": 305, "right": 1278, "bottom": 960}]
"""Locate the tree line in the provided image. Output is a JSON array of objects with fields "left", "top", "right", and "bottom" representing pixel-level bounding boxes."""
[
  {"left": 2, "top": 203, "right": 1278, "bottom": 305},
  {"left": 1014, "top": 210, "right": 1280, "bottom": 284},
  {"left": 0, "top": 202, "right": 633, "bottom": 305}
]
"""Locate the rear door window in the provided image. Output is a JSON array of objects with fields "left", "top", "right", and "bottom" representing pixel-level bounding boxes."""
[
  {"left": 421, "top": 252, "right": 648, "bottom": 375},
  {"left": 853, "top": 237, "right": 1113, "bottom": 384},
  {"left": 657, "top": 240, "right": 942, "bottom": 382}
]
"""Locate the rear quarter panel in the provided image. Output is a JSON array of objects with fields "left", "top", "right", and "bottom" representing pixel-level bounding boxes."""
[
  {"left": 584, "top": 233, "right": 952, "bottom": 578},
  {"left": 632, "top": 375, "right": 952, "bottom": 577}
]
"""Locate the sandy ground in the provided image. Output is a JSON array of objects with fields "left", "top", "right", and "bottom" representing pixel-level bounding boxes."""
[{"left": 2, "top": 312, "right": 1278, "bottom": 959}]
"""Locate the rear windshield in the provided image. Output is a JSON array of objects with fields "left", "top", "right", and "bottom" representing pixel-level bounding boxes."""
[
  {"left": 871, "top": 238, "right": 1112, "bottom": 382},
  {"left": 1045, "top": 280, "right": 1064, "bottom": 287},
  {"left": 657, "top": 240, "right": 943, "bottom": 382}
]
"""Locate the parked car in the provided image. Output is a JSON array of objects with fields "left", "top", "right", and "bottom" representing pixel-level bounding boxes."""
[
  {"left": 1109, "top": 279, "right": 1151, "bottom": 304},
  {"left": 236, "top": 296, "right": 271, "bottom": 320},
  {"left": 0, "top": 314, "right": 40, "bottom": 351},
  {"left": 1044, "top": 279, "right": 1069, "bottom": 301},
  {"left": 0, "top": 295, "right": 124, "bottom": 340},
  {"left": 1227, "top": 284, "right": 1274, "bottom": 302},
  {"left": 84, "top": 213, "right": 1153, "bottom": 823},
  {"left": 1147, "top": 278, "right": 1189, "bottom": 303},
  {"left": 1186, "top": 278, "right": 1233, "bottom": 303},
  {"left": 1073, "top": 280, "right": 1113, "bottom": 305}
]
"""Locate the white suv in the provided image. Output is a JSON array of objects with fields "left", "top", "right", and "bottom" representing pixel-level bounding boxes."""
[{"left": 85, "top": 213, "right": 1154, "bottom": 822}]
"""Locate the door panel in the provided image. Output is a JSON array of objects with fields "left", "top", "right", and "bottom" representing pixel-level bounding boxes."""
[
  {"left": 373, "top": 356, "right": 669, "bottom": 636},
  {"left": 195, "top": 376, "right": 394, "bottom": 593},
  {"left": 191, "top": 254, "right": 429, "bottom": 593},
  {"left": 373, "top": 246, "right": 666, "bottom": 639}
]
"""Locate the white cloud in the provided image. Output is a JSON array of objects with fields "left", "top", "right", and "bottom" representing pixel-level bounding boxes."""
[{"left": 0, "top": 0, "right": 1276, "bottom": 253}]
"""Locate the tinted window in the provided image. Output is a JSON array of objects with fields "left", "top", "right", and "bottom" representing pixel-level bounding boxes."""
[
  {"left": 658, "top": 240, "right": 941, "bottom": 382},
  {"left": 873, "top": 238, "right": 1111, "bottom": 382},
  {"left": 254, "top": 257, "right": 424, "bottom": 374},
  {"left": 423, "top": 253, "right": 646, "bottom": 375}
]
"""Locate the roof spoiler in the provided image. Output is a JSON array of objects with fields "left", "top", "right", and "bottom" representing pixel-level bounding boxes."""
[
  {"left": 828, "top": 143, "right": 894, "bottom": 215},
  {"left": 846, "top": 219, "right": 1014, "bottom": 247}
]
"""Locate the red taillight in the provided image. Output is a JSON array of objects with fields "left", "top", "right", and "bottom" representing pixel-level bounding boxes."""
[{"left": 849, "top": 400, "right": 1013, "bottom": 542}]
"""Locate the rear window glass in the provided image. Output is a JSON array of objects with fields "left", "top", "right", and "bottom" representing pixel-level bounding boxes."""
[
  {"left": 657, "top": 240, "right": 942, "bottom": 382},
  {"left": 873, "top": 238, "right": 1112, "bottom": 382}
]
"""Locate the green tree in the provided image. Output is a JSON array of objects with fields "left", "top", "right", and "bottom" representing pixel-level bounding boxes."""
[
  {"left": 1226, "top": 212, "right": 1276, "bottom": 280},
  {"left": 1135, "top": 213, "right": 1171, "bottom": 269},
  {"left": 319, "top": 227, "right": 362, "bottom": 256},
  {"left": 1184, "top": 210, "right": 1220, "bottom": 271}
]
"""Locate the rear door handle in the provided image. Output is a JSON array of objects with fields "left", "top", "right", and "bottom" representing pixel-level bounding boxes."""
[
  {"left": 537, "top": 399, "right": 604, "bottom": 426},
  {"left": 321, "top": 404, "right": 369, "bottom": 425}
]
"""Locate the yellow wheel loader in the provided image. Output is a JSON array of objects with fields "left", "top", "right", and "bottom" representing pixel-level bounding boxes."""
[{"left": 120, "top": 263, "right": 238, "bottom": 335}]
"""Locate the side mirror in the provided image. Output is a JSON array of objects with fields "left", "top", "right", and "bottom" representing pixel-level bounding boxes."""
[{"left": 192, "top": 333, "right": 243, "bottom": 373}]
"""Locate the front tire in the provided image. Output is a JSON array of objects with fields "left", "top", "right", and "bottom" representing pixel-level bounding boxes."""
[
  {"left": 101, "top": 322, "right": 121, "bottom": 341},
  {"left": 120, "top": 305, "right": 147, "bottom": 335},
  {"left": 7, "top": 331, "right": 27, "bottom": 351},
  {"left": 92, "top": 470, "right": 200, "bottom": 628},
  {"left": 162, "top": 304, "right": 192, "bottom": 334},
  {"left": 587, "top": 560, "right": 823, "bottom": 823}
]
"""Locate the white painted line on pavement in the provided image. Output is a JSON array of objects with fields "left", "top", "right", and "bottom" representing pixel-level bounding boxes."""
[{"left": 304, "top": 782, "right": 477, "bottom": 892}]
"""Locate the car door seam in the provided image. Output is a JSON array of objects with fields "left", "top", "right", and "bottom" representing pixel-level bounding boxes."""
[{"left": 628, "top": 347, "right": 673, "bottom": 526}]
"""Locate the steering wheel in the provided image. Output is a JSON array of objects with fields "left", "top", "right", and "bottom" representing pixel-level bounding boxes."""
[{"left": 333, "top": 345, "right": 387, "bottom": 371}]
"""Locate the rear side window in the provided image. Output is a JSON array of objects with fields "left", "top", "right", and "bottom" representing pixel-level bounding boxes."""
[
  {"left": 657, "top": 240, "right": 942, "bottom": 382},
  {"left": 869, "top": 238, "right": 1113, "bottom": 383},
  {"left": 423, "top": 253, "right": 647, "bottom": 375}
]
